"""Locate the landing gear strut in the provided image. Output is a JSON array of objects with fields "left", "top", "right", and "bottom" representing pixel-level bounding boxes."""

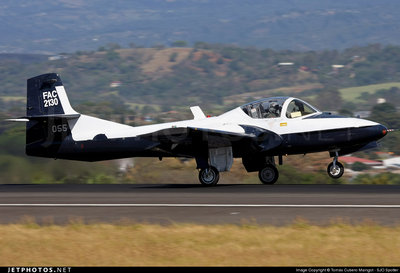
[
  {"left": 327, "top": 153, "right": 344, "bottom": 179},
  {"left": 242, "top": 155, "right": 280, "bottom": 185},
  {"left": 199, "top": 166, "right": 220, "bottom": 186}
]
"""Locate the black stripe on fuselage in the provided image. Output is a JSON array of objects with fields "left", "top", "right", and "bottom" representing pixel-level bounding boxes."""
[
  {"left": 56, "top": 135, "right": 165, "bottom": 161},
  {"left": 28, "top": 125, "right": 387, "bottom": 161},
  {"left": 277, "top": 124, "right": 387, "bottom": 155}
]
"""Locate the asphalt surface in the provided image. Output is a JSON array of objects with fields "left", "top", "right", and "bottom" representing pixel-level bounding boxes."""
[{"left": 1, "top": 184, "right": 400, "bottom": 225}]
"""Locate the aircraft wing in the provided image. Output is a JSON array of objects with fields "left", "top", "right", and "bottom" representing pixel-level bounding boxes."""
[{"left": 139, "top": 125, "right": 282, "bottom": 155}]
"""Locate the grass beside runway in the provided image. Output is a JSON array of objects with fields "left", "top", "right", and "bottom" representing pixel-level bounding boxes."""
[{"left": 1, "top": 220, "right": 400, "bottom": 266}]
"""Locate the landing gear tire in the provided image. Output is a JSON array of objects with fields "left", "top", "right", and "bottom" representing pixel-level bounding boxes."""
[
  {"left": 258, "top": 164, "right": 279, "bottom": 185},
  {"left": 199, "top": 166, "right": 220, "bottom": 186},
  {"left": 327, "top": 162, "right": 344, "bottom": 179}
]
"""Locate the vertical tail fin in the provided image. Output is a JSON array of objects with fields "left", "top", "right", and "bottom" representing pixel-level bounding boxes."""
[
  {"left": 27, "top": 73, "right": 79, "bottom": 117},
  {"left": 25, "top": 73, "right": 79, "bottom": 158}
]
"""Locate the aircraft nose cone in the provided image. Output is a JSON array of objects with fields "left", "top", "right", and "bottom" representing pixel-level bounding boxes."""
[
  {"left": 374, "top": 124, "right": 388, "bottom": 139},
  {"left": 350, "top": 123, "right": 388, "bottom": 144}
]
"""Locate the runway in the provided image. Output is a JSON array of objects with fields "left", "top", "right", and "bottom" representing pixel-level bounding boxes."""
[{"left": 1, "top": 184, "right": 400, "bottom": 225}]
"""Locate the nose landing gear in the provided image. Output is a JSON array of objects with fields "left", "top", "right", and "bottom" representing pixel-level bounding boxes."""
[{"left": 327, "top": 153, "right": 344, "bottom": 179}]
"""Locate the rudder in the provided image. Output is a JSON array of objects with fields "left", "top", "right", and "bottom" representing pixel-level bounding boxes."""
[
  {"left": 25, "top": 73, "right": 79, "bottom": 158},
  {"left": 27, "top": 73, "right": 78, "bottom": 117}
]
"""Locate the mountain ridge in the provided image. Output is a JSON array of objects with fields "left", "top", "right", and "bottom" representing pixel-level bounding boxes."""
[{"left": 2, "top": 0, "right": 400, "bottom": 53}]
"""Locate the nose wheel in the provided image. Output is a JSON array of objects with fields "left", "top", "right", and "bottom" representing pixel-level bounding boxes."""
[{"left": 327, "top": 161, "right": 344, "bottom": 179}]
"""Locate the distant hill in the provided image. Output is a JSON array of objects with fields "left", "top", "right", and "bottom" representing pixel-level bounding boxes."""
[
  {"left": 0, "top": 54, "right": 49, "bottom": 64},
  {"left": 2, "top": 0, "right": 400, "bottom": 53},
  {"left": 2, "top": 43, "right": 400, "bottom": 118}
]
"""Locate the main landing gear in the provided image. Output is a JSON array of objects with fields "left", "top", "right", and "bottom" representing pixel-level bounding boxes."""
[
  {"left": 199, "top": 164, "right": 279, "bottom": 186},
  {"left": 327, "top": 153, "right": 344, "bottom": 179},
  {"left": 258, "top": 164, "right": 279, "bottom": 185},
  {"left": 241, "top": 155, "right": 280, "bottom": 185},
  {"left": 199, "top": 166, "right": 220, "bottom": 186}
]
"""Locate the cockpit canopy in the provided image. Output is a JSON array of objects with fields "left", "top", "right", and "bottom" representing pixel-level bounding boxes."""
[{"left": 241, "top": 97, "right": 319, "bottom": 119}]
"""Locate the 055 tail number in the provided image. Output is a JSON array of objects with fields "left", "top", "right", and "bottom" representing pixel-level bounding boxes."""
[{"left": 51, "top": 124, "right": 68, "bottom": 133}]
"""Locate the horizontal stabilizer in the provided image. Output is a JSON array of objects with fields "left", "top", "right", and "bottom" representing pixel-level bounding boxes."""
[
  {"left": 5, "top": 114, "right": 80, "bottom": 122},
  {"left": 5, "top": 118, "right": 30, "bottom": 122},
  {"left": 25, "top": 114, "right": 81, "bottom": 119}
]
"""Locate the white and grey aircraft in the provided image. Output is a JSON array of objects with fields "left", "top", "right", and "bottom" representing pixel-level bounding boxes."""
[{"left": 11, "top": 73, "right": 388, "bottom": 185}]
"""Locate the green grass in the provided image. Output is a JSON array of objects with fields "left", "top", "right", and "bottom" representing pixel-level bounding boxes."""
[
  {"left": 1, "top": 221, "right": 400, "bottom": 266},
  {"left": 339, "top": 82, "right": 400, "bottom": 102}
]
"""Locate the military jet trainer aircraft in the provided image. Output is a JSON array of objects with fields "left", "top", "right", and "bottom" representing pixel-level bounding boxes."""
[{"left": 10, "top": 73, "right": 389, "bottom": 185}]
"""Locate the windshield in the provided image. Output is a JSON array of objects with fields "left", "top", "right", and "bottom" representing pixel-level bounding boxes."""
[
  {"left": 241, "top": 97, "right": 287, "bottom": 119},
  {"left": 286, "top": 99, "right": 317, "bottom": 118}
]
